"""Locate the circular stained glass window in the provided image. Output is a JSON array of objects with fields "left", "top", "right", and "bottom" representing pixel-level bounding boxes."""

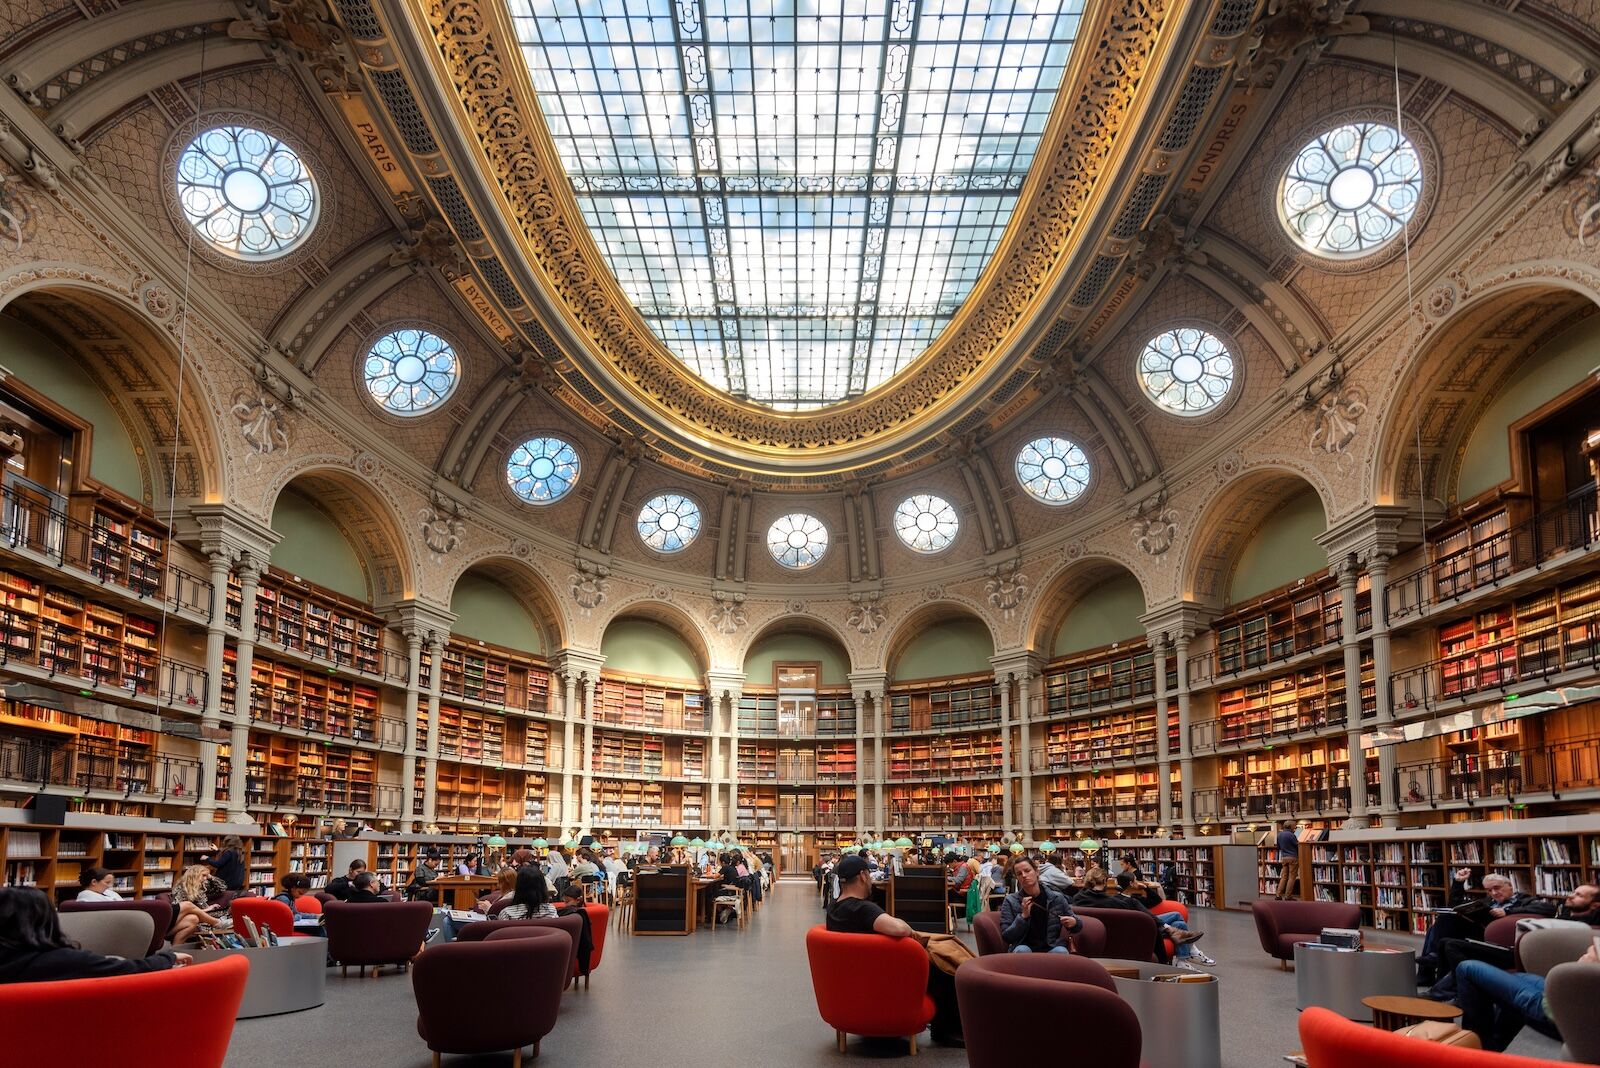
[
  {"left": 767, "top": 513, "right": 829, "bottom": 570},
  {"left": 363, "top": 329, "right": 459, "bottom": 415},
  {"left": 176, "top": 125, "right": 318, "bottom": 259},
  {"left": 1016, "top": 437, "right": 1091, "bottom": 506},
  {"left": 637, "top": 493, "right": 702, "bottom": 553},
  {"left": 893, "top": 494, "right": 959, "bottom": 554},
  {"left": 506, "top": 437, "right": 579, "bottom": 504},
  {"left": 1137, "top": 327, "right": 1235, "bottom": 416},
  {"left": 1280, "top": 122, "right": 1421, "bottom": 258}
]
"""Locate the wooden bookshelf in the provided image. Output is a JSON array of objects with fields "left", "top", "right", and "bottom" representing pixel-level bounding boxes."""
[
  {"left": 887, "top": 730, "right": 1002, "bottom": 780},
  {"left": 1211, "top": 653, "right": 1375, "bottom": 746},
  {"left": 0, "top": 567, "right": 166, "bottom": 699},
  {"left": 1191, "top": 575, "right": 1362, "bottom": 683},
  {"left": 776, "top": 786, "right": 859, "bottom": 828},
  {"left": 1219, "top": 738, "right": 1378, "bottom": 819},
  {"left": 231, "top": 569, "right": 385, "bottom": 676},
  {"left": 1039, "top": 766, "right": 1177, "bottom": 829},
  {"left": 736, "top": 785, "right": 779, "bottom": 840},
  {"left": 886, "top": 781, "right": 1003, "bottom": 830},
  {"left": 0, "top": 823, "right": 285, "bottom": 900},
  {"left": 1123, "top": 843, "right": 1220, "bottom": 907},
  {"left": 737, "top": 742, "right": 777, "bottom": 782},
  {"left": 83, "top": 498, "right": 165, "bottom": 600},
  {"left": 1431, "top": 506, "right": 1516, "bottom": 602},
  {"left": 1038, "top": 706, "right": 1178, "bottom": 770},
  {"left": 775, "top": 741, "right": 857, "bottom": 782},
  {"left": 887, "top": 674, "right": 999, "bottom": 733},
  {"left": 593, "top": 674, "right": 707, "bottom": 732},
  {"left": 222, "top": 650, "right": 381, "bottom": 742},
  {"left": 0, "top": 699, "right": 160, "bottom": 799},
  {"left": 1042, "top": 642, "right": 1175, "bottom": 717},
  {"left": 738, "top": 688, "right": 858, "bottom": 737},
  {"left": 244, "top": 731, "right": 377, "bottom": 813},
  {"left": 419, "top": 637, "right": 551, "bottom": 713}
]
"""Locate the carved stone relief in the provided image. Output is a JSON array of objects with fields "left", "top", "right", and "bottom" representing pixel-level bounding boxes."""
[
  {"left": 707, "top": 591, "right": 747, "bottom": 635},
  {"left": 984, "top": 560, "right": 1030, "bottom": 623}
]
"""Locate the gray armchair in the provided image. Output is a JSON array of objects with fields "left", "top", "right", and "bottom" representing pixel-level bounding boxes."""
[{"left": 58, "top": 910, "right": 156, "bottom": 960}]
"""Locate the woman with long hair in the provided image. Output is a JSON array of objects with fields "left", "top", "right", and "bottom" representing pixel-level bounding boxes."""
[
  {"left": 169, "top": 864, "right": 228, "bottom": 945},
  {"left": 496, "top": 866, "right": 556, "bottom": 920},
  {"left": 0, "top": 886, "right": 190, "bottom": 983},
  {"left": 201, "top": 834, "right": 247, "bottom": 893}
]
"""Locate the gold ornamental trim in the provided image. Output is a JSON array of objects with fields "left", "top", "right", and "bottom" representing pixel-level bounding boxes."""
[{"left": 408, "top": 0, "right": 1176, "bottom": 464}]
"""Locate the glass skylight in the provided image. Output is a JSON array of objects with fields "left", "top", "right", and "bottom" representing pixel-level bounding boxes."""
[
  {"left": 363, "top": 328, "right": 459, "bottom": 416},
  {"left": 176, "top": 125, "right": 318, "bottom": 260},
  {"left": 893, "top": 493, "right": 958, "bottom": 553},
  {"left": 507, "top": 0, "right": 1084, "bottom": 409},
  {"left": 767, "top": 512, "right": 829, "bottom": 570},
  {"left": 1016, "top": 436, "right": 1089, "bottom": 505},
  {"left": 507, "top": 436, "right": 580, "bottom": 504},
  {"left": 637, "top": 492, "right": 703, "bottom": 552}
]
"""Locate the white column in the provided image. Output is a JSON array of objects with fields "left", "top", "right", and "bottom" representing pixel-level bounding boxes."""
[
  {"left": 722, "top": 684, "right": 743, "bottom": 831},
  {"left": 421, "top": 634, "right": 444, "bottom": 826},
  {"left": 226, "top": 555, "right": 263, "bottom": 823},
  {"left": 1017, "top": 671, "right": 1034, "bottom": 837},
  {"left": 197, "top": 550, "right": 232, "bottom": 815},
  {"left": 1154, "top": 635, "right": 1173, "bottom": 828},
  {"left": 1336, "top": 556, "right": 1367, "bottom": 823},
  {"left": 1369, "top": 552, "right": 1399, "bottom": 824},
  {"left": 1176, "top": 633, "right": 1194, "bottom": 836},
  {"left": 562, "top": 673, "right": 578, "bottom": 831},
  {"left": 998, "top": 673, "right": 1013, "bottom": 829},
  {"left": 853, "top": 688, "right": 869, "bottom": 839},
  {"left": 580, "top": 675, "right": 596, "bottom": 830},
  {"left": 400, "top": 630, "right": 423, "bottom": 831}
]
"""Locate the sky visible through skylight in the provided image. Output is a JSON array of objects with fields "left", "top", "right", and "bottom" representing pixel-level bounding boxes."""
[{"left": 508, "top": 0, "right": 1082, "bottom": 409}]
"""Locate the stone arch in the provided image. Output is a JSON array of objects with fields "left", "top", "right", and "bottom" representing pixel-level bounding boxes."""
[
  {"left": 736, "top": 612, "right": 859, "bottom": 681},
  {"left": 444, "top": 554, "right": 567, "bottom": 655},
  {"left": 880, "top": 601, "right": 999, "bottom": 680},
  {"left": 1024, "top": 554, "right": 1151, "bottom": 658},
  {"left": 261, "top": 461, "right": 417, "bottom": 604},
  {"left": 1368, "top": 274, "right": 1599, "bottom": 510},
  {"left": 596, "top": 598, "right": 714, "bottom": 678},
  {"left": 0, "top": 274, "right": 228, "bottom": 507},
  {"left": 1180, "top": 466, "right": 1332, "bottom": 607}
]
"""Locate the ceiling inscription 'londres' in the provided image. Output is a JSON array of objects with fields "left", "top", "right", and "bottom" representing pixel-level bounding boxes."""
[
  {"left": 399, "top": 0, "right": 1200, "bottom": 475},
  {"left": 506, "top": 1, "right": 1084, "bottom": 410}
]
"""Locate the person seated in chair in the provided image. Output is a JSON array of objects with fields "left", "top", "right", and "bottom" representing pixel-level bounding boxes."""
[
  {"left": 1428, "top": 883, "right": 1600, "bottom": 998},
  {"left": 345, "top": 871, "right": 389, "bottom": 904},
  {"left": 496, "top": 867, "right": 557, "bottom": 920},
  {"left": 556, "top": 883, "right": 595, "bottom": 978},
  {"left": 75, "top": 867, "right": 120, "bottom": 903},
  {"left": 999, "top": 856, "right": 1078, "bottom": 953},
  {"left": 273, "top": 873, "right": 322, "bottom": 919},
  {"left": 1072, "top": 869, "right": 1204, "bottom": 965},
  {"left": 826, "top": 854, "right": 963, "bottom": 1049},
  {"left": 0, "top": 887, "right": 191, "bottom": 984},
  {"left": 1417, "top": 870, "right": 1551, "bottom": 985},
  {"left": 1455, "top": 942, "right": 1598, "bottom": 1050},
  {"left": 328, "top": 859, "right": 388, "bottom": 901}
]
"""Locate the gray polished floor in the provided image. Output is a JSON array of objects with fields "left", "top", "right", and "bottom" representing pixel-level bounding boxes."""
[{"left": 222, "top": 883, "right": 1562, "bottom": 1068}]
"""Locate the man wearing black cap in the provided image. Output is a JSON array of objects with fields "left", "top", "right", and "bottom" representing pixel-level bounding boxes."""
[{"left": 826, "top": 854, "right": 964, "bottom": 1048}]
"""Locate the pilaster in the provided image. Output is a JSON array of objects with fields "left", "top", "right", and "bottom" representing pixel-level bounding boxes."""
[
  {"left": 850, "top": 670, "right": 888, "bottom": 836},
  {"left": 1140, "top": 602, "right": 1211, "bottom": 835},
  {"left": 705, "top": 669, "right": 745, "bottom": 833}
]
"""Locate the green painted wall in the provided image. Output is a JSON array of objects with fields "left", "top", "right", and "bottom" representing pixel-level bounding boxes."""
[
  {"left": 1053, "top": 573, "right": 1146, "bottom": 657},
  {"left": 449, "top": 573, "right": 542, "bottom": 654},
  {"left": 601, "top": 618, "right": 701, "bottom": 680},
  {"left": 1458, "top": 315, "right": 1600, "bottom": 500},
  {"left": 894, "top": 618, "right": 994, "bottom": 681},
  {"left": 0, "top": 315, "right": 144, "bottom": 499},
  {"left": 269, "top": 490, "right": 368, "bottom": 601},
  {"left": 1228, "top": 488, "right": 1327, "bottom": 603},
  {"left": 744, "top": 632, "right": 850, "bottom": 686}
]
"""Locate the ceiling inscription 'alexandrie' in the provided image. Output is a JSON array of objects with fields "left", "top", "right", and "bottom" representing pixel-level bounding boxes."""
[{"left": 507, "top": 0, "right": 1083, "bottom": 410}]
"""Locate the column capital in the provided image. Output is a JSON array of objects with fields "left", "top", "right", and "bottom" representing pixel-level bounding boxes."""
[
  {"left": 552, "top": 649, "right": 606, "bottom": 683},
  {"left": 176, "top": 503, "right": 281, "bottom": 562},
  {"left": 386, "top": 599, "right": 456, "bottom": 645},
  {"left": 703, "top": 669, "right": 745, "bottom": 704},
  {"left": 1140, "top": 600, "right": 1213, "bottom": 645},
  {"left": 1317, "top": 504, "right": 1413, "bottom": 566},
  {"left": 235, "top": 552, "right": 268, "bottom": 585},
  {"left": 989, "top": 650, "right": 1044, "bottom": 683},
  {"left": 847, "top": 669, "right": 888, "bottom": 705}
]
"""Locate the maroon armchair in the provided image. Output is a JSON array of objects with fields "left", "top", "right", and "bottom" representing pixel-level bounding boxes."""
[
  {"left": 806, "top": 926, "right": 936, "bottom": 1053},
  {"left": 325, "top": 901, "right": 433, "bottom": 976},
  {"left": 1073, "top": 914, "right": 1107, "bottom": 957},
  {"left": 957, "top": 955, "right": 1141, "bottom": 1068},
  {"left": 1076, "top": 907, "right": 1161, "bottom": 962},
  {"left": 59, "top": 898, "right": 172, "bottom": 956},
  {"left": 413, "top": 927, "right": 568, "bottom": 1067},
  {"left": 973, "top": 910, "right": 1006, "bottom": 955},
  {"left": 457, "top": 914, "right": 583, "bottom": 988},
  {"left": 1251, "top": 900, "right": 1362, "bottom": 968},
  {"left": 1484, "top": 915, "right": 1519, "bottom": 948}
]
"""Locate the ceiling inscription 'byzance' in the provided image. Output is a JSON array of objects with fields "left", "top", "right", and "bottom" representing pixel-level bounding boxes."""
[
  {"left": 506, "top": 1, "right": 1084, "bottom": 410},
  {"left": 402, "top": 0, "right": 1190, "bottom": 474}
]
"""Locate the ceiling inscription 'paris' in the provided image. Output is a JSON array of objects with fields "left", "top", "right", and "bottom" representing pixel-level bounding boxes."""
[{"left": 508, "top": 0, "right": 1083, "bottom": 409}]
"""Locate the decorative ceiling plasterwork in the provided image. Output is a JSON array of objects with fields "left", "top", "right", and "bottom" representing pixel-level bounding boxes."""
[{"left": 362, "top": 0, "right": 1238, "bottom": 479}]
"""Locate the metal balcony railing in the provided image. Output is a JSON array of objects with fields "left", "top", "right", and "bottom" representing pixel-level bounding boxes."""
[
  {"left": 0, "top": 607, "right": 208, "bottom": 711},
  {"left": 0, "top": 733, "right": 202, "bottom": 801},
  {"left": 1391, "top": 617, "right": 1600, "bottom": 716},
  {"left": 1394, "top": 733, "right": 1600, "bottom": 810}
]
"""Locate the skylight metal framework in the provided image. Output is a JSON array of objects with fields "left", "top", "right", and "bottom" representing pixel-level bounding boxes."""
[{"left": 508, "top": 0, "right": 1082, "bottom": 409}]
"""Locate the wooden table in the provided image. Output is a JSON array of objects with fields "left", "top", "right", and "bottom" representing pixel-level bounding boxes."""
[
  {"left": 429, "top": 875, "right": 496, "bottom": 910},
  {"left": 1362, "top": 995, "right": 1465, "bottom": 1031}
]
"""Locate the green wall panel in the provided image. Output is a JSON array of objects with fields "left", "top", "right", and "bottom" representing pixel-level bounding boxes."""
[
  {"left": 601, "top": 618, "right": 701, "bottom": 680},
  {"left": 449, "top": 573, "right": 542, "bottom": 654},
  {"left": 1053, "top": 573, "right": 1146, "bottom": 657},
  {"left": 269, "top": 490, "right": 368, "bottom": 601},
  {"left": 743, "top": 632, "right": 850, "bottom": 686},
  {"left": 1228, "top": 488, "right": 1327, "bottom": 603},
  {"left": 893, "top": 617, "right": 994, "bottom": 681},
  {"left": 0, "top": 316, "right": 144, "bottom": 499}
]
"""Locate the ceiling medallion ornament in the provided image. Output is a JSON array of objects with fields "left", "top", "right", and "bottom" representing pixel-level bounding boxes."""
[
  {"left": 847, "top": 591, "right": 886, "bottom": 636},
  {"left": 412, "top": 0, "right": 1174, "bottom": 472},
  {"left": 984, "top": 560, "right": 1031, "bottom": 623},
  {"left": 708, "top": 591, "right": 748, "bottom": 636}
]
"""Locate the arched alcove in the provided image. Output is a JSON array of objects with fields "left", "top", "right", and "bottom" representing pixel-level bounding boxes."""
[
  {"left": 1184, "top": 469, "right": 1333, "bottom": 608},
  {"left": 742, "top": 623, "right": 852, "bottom": 687},
  {"left": 446, "top": 558, "right": 564, "bottom": 655},
  {"left": 885, "top": 605, "right": 996, "bottom": 682},
  {"left": 1228, "top": 486, "right": 1327, "bottom": 603},
  {"left": 269, "top": 488, "right": 367, "bottom": 600},
  {"left": 265, "top": 468, "right": 415, "bottom": 604},
  {"left": 600, "top": 614, "right": 705, "bottom": 681}
]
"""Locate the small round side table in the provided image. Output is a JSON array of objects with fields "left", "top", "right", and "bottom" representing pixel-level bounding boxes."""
[{"left": 1361, "top": 994, "right": 1465, "bottom": 1031}]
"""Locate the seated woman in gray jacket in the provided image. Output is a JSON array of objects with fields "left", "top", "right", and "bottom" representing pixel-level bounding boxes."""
[{"left": 999, "top": 856, "right": 1080, "bottom": 953}]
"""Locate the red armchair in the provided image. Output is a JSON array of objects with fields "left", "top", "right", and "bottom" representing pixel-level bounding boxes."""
[
  {"left": 324, "top": 901, "right": 434, "bottom": 976},
  {"left": 414, "top": 928, "right": 568, "bottom": 1067},
  {"left": 1298, "top": 1006, "right": 1571, "bottom": 1067},
  {"left": 1076, "top": 907, "right": 1161, "bottom": 962},
  {"left": 59, "top": 898, "right": 172, "bottom": 956},
  {"left": 1073, "top": 914, "right": 1107, "bottom": 957},
  {"left": 229, "top": 897, "right": 296, "bottom": 939},
  {"left": 956, "top": 955, "right": 1141, "bottom": 1068},
  {"left": 0, "top": 955, "right": 248, "bottom": 1068},
  {"left": 1252, "top": 900, "right": 1362, "bottom": 968},
  {"left": 575, "top": 903, "right": 608, "bottom": 987},
  {"left": 806, "top": 926, "right": 936, "bottom": 1053}
]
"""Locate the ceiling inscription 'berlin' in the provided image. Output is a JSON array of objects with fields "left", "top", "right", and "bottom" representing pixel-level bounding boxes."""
[{"left": 508, "top": 0, "right": 1083, "bottom": 409}]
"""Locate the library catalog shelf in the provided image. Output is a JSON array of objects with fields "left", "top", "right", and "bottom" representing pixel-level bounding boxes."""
[
  {"left": 0, "top": 732, "right": 202, "bottom": 802},
  {"left": 1393, "top": 617, "right": 1600, "bottom": 716},
  {"left": 0, "top": 484, "right": 212, "bottom": 621},
  {"left": 1394, "top": 732, "right": 1600, "bottom": 810},
  {"left": 888, "top": 679, "right": 1000, "bottom": 733},
  {"left": 1386, "top": 493, "right": 1599, "bottom": 624}
]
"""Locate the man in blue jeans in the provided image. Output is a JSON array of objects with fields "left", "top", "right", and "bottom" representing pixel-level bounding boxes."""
[
  {"left": 999, "top": 856, "right": 1079, "bottom": 952},
  {"left": 1456, "top": 944, "right": 1598, "bottom": 1050}
]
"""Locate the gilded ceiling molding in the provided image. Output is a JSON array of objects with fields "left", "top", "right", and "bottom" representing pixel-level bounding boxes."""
[{"left": 388, "top": 0, "right": 1201, "bottom": 475}]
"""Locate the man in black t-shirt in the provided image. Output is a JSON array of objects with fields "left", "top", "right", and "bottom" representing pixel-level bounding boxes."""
[{"left": 826, "top": 855, "right": 963, "bottom": 1048}]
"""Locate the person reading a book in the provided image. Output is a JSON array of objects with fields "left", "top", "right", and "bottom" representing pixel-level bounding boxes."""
[
  {"left": 1417, "top": 870, "right": 1546, "bottom": 985},
  {"left": 169, "top": 864, "right": 229, "bottom": 945},
  {"left": 999, "top": 856, "right": 1078, "bottom": 953},
  {"left": 273, "top": 873, "right": 321, "bottom": 918},
  {"left": 75, "top": 867, "right": 120, "bottom": 902},
  {"left": 0, "top": 888, "right": 192, "bottom": 984},
  {"left": 1428, "top": 883, "right": 1600, "bottom": 997}
]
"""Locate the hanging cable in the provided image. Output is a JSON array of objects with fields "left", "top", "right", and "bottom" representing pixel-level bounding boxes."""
[{"left": 1392, "top": 33, "right": 1429, "bottom": 559}]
